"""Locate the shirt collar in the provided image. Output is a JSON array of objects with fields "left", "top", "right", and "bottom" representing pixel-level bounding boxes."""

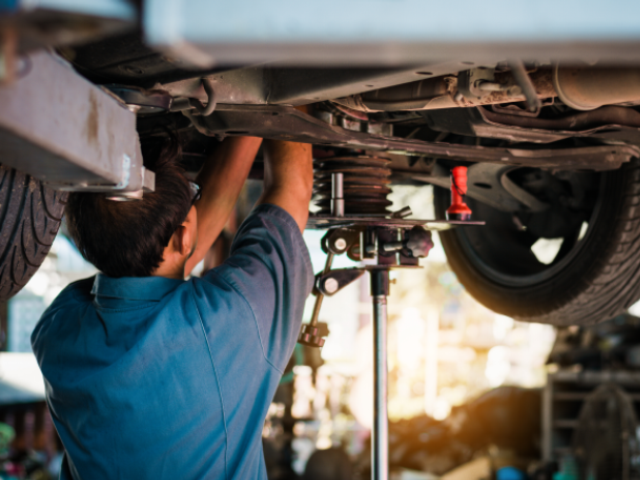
[{"left": 91, "top": 273, "right": 184, "bottom": 301}]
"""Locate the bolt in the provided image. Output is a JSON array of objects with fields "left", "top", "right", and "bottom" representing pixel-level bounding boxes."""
[
  {"left": 334, "top": 238, "right": 347, "bottom": 250},
  {"left": 324, "top": 278, "right": 339, "bottom": 294}
]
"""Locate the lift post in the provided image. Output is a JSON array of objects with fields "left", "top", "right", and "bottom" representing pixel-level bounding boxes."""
[{"left": 371, "top": 268, "right": 390, "bottom": 480}]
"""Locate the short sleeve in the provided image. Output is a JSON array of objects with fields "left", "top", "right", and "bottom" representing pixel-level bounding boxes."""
[{"left": 204, "top": 204, "right": 314, "bottom": 372}]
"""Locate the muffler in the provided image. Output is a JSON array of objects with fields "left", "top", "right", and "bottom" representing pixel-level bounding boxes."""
[{"left": 553, "top": 65, "right": 640, "bottom": 110}]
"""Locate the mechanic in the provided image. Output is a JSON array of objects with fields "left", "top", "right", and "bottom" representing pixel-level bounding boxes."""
[{"left": 31, "top": 136, "right": 314, "bottom": 479}]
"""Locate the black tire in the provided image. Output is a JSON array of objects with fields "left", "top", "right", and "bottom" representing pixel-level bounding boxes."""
[
  {"left": 434, "top": 160, "right": 640, "bottom": 326},
  {"left": 0, "top": 165, "right": 67, "bottom": 301}
]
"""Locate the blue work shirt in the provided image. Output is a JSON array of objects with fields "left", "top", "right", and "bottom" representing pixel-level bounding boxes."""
[{"left": 32, "top": 204, "right": 314, "bottom": 480}]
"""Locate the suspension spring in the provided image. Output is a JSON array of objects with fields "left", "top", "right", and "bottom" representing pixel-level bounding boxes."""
[{"left": 313, "top": 155, "right": 393, "bottom": 216}]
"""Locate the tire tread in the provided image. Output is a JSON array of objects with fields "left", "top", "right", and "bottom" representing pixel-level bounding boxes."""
[{"left": 0, "top": 165, "right": 67, "bottom": 301}]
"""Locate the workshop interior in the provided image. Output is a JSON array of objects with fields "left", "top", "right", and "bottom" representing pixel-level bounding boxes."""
[{"left": 3, "top": 0, "right": 640, "bottom": 479}]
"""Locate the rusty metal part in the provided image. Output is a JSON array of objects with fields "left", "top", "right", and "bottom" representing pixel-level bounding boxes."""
[
  {"left": 160, "top": 62, "right": 470, "bottom": 107},
  {"left": 421, "top": 106, "right": 640, "bottom": 145},
  {"left": 334, "top": 68, "right": 556, "bottom": 112},
  {"left": 553, "top": 65, "right": 640, "bottom": 111},
  {"left": 339, "top": 75, "right": 452, "bottom": 111},
  {"left": 484, "top": 68, "right": 555, "bottom": 107},
  {"left": 473, "top": 105, "right": 640, "bottom": 145},
  {"left": 314, "top": 156, "right": 393, "bottom": 215},
  {"left": 457, "top": 68, "right": 499, "bottom": 102},
  {"left": 189, "top": 78, "right": 217, "bottom": 116},
  {"left": 189, "top": 104, "right": 639, "bottom": 170},
  {"left": 336, "top": 65, "right": 640, "bottom": 115},
  {"left": 482, "top": 105, "right": 640, "bottom": 131},
  {"left": 508, "top": 60, "right": 541, "bottom": 113}
]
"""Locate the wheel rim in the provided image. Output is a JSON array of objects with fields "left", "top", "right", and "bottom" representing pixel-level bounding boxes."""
[{"left": 450, "top": 168, "right": 604, "bottom": 288}]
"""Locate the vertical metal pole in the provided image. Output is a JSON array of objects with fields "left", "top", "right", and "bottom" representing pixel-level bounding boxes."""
[
  {"left": 370, "top": 269, "right": 389, "bottom": 480},
  {"left": 542, "top": 377, "right": 553, "bottom": 463}
]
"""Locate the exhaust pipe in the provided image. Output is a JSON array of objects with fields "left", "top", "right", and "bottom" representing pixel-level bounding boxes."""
[
  {"left": 335, "top": 65, "right": 640, "bottom": 113},
  {"left": 553, "top": 65, "right": 640, "bottom": 111}
]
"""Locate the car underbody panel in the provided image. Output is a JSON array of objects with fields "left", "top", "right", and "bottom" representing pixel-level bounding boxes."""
[{"left": 187, "top": 103, "right": 639, "bottom": 171}]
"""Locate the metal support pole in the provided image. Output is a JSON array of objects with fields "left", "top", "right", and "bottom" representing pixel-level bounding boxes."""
[{"left": 370, "top": 268, "right": 389, "bottom": 480}]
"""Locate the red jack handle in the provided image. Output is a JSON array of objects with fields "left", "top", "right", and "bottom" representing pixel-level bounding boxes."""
[{"left": 446, "top": 166, "right": 473, "bottom": 221}]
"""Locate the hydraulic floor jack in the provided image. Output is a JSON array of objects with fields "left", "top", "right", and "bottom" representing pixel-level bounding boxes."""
[{"left": 299, "top": 155, "right": 482, "bottom": 480}]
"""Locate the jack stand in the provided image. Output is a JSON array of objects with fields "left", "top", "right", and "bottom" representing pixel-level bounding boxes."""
[
  {"left": 303, "top": 161, "right": 483, "bottom": 480},
  {"left": 300, "top": 222, "right": 433, "bottom": 480}
]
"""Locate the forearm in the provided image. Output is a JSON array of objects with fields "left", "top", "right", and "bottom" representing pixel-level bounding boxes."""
[
  {"left": 259, "top": 140, "right": 313, "bottom": 232},
  {"left": 185, "top": 136, "right": 262, "bottom": 273}
]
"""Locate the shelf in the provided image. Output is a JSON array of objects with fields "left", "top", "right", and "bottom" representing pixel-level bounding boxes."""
[{"left": 553, "top": 392, "right": 640, "bottom": 401}]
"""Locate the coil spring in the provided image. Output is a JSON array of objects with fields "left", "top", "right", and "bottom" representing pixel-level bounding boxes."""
[{"left": 313, "top": 155, "right": 392, "bottom": 215}]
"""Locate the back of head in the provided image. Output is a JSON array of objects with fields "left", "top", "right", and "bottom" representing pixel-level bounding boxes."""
[{"left": 65, "top": 138, "right": 192, "bottom": 277}]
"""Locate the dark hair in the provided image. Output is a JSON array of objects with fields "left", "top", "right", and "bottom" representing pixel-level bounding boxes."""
[{"left": 65, "top": 138, "right": 192, "bottom": 277}]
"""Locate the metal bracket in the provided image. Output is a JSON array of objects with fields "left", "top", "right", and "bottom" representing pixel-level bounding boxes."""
[
  {"left": 458, "top": 67, "right": 500, "bottom": 102},
  {"left": 0, "top": 52, "right": 152, "bottom": 197},
  {"left": 315, "top": 268, "right": 365, "bottom": 296},
  {"left": 106, "top": 165, "right": 156, "bottom": 201},
  {"left": 508, "top": 60, "right": 542, "bottom": 114}
]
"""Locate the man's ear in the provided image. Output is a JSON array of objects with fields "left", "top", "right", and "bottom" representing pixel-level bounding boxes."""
[
  {"left": 170, "top": 225, "right": 188, "bottom": 256},
  {"left": 176, "top": 206, "right": 197, "bottom": 256}
]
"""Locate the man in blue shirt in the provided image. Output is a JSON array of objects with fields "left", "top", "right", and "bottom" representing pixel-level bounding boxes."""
[{"left": 31, "top": 137, "right": 314, "bottom": 479}]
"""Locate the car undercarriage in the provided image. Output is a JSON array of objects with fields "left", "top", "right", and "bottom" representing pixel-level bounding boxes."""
[{"left": 3, "top": 1, "right": 640, "bottom": 327}]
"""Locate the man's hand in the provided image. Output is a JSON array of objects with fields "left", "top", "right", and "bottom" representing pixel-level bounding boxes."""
[
  {"left": 185, "top": 136, "right": 262, "bottom": 274},
  {"left": 259, "top": 140, "right": 313, "bottom": 232}
]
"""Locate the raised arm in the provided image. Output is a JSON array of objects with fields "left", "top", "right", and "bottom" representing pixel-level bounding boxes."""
[
  {"left": 201, "top": 141, "right": 315, "bottom": 371},
  {"left": 259, "top": 140, "right": 313, "bottom": 232},
  {"left": 185, "top": 136, "right": 262, "bottom": 274}
]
